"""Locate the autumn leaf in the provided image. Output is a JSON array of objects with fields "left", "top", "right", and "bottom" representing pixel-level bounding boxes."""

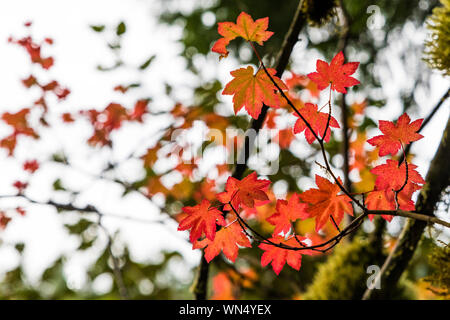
[
  {"left": 0, "top": 212, "right": 12, "bottom": 230},
  {"left": 141, "top": 145, "right": 160, "bottom": 168},
  {"left": 367, "top": 113, "right": 424, "bottom": 156},
  {"left": 212, "top": 12, "right": 273, "bottom": 59},
  {"left": 293, "top": 103, "right": 340, "bottom": 144},
  {"left": 23, "top": 159, "right": 39, "bottom": 173},
  {"left": 178, "top": 199, "right": 226, "bottom": 243},
  {"left": 193, "top": 222, "right": 251, "bottom": 262},
  {"left": 307, "top": 51, "right": 360, "bottom": 93},
  {"left": 299, "top": 175, "right": 353, "bottom": 232},
  {"left": 285, "top": 72, "right": 320, "bottom": 98},
  {"left": 222, "top": 66, "right": 287, "bottom": 119},
  {"left": 371, "top": 159, "right": 425, "bottom": 192},
  {"left": 275, "top": 128, "right": 295, "bottom": 149},
  {"left": 61, "top": 113, "right": 75, "bottom": 123},
  {"left": 266, "top": 193, "right": 309, "bottom": 235},
  {"left": 211, "top": 272, "right": 235, "bottom": 300},
  {"left": 2, "top": 108, "right": 38, "bottom": 138},
  {"left": 365, "top": 190, "right": 395, "bottom": 221},
  {"left": 366, "top": 159, "right": 425, "bottom": 219},
  {"left": 13, "top": 181, "right": 28, "bottom": 193},
  {"left": 217, "top": 172, "right": 271, "bottom": 209},
  {"left": 259, "top": 236, "right": 312, "bottom": 275},
  {"left": 366, "top": 184, "right": 421, "bottom": 220}
]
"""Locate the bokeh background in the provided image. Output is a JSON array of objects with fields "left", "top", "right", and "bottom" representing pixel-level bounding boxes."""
[{"left": 0, "top": 0, "right": 448, "bottom": 299}]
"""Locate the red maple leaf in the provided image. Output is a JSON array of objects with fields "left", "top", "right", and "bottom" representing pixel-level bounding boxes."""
[
  {"left": 212, "top": 12, "right": 273, "bottom": 59},
  {"left": 299, "top": 175, "right": 353, "bottom": 231},
  {"left": 307, "top": 51, "right": 360, "bottom": 93},
  {"left": 193, "top": 222, "right": 251, "bottom": 262},
  {"left": 13, "top": 181, "right": 28, "bottom": 193},
  {"left": 266, "top": 193, "right": 309, "bottom": 235},
  {"left": 222, "top": 66, "right": 287, "bottom": 119},
  {"left": 178, "top": 199, "right": 226, "bottom": 243},
  {"left": 371, "top": 159, "right": 425, "bottom": 191},
  {"left": 293, "top": 103, "right": 340, "bottom": 144},
  {"left": 367, "top": 113, "right": 424, "bottom": 156},
  {"left": 129, "top": 99, "right": 148, "bottom": 122},
  {"left": 259, "top": 236, "right": 312, "bottom": 275},
  {"left": 23, "top": 159, "right": 40, "bottom": 173},
  {"left": 217, "top": 172, "right": 271, "bottom": 209}
]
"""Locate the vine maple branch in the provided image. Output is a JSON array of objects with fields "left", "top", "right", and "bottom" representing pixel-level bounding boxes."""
[
  {"left": 193, "top": 0, "right": 307, "bottom": 300},
  {"left": 249, "top": 42, "right": 366, "bottom": 212},
  {"left": 367, "top": 210, "right": 450, "bottom": 228}
]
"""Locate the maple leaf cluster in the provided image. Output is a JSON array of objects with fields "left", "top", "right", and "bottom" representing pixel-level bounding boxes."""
[
  {"left": 175, "top": 11, "right": 428, "bottom": 277},
  {"left": 78, "top": 100, "right": 149, "bottom": 147},
  {"left": 2, "top": 25, "right": 71, "bottom": 156},
  {"left": 365, "top": 113, "right": 425, "bottom": 218}
]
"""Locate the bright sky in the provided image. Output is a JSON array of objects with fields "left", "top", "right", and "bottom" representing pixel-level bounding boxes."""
[{"left": 0, "top": 0, "right": 449, "bottom": 292}]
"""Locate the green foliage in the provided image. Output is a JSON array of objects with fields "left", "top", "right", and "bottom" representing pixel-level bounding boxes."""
[
  {"left": 116, "top": 21, "right": 126, "bottom": 36},
  {"left": 90, "top": 25, "right": 105, "bottom": 32},
  {"left": 139, "top": 55, "right": 156, "bottom": 70},
  {"left": 424, "top": 0, "right": 450, "bottom": 75}
]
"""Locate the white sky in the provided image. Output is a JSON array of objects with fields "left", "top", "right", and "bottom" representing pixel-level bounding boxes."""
[{"left": 0, "top": 0, "right": 449, "bottom": 291}]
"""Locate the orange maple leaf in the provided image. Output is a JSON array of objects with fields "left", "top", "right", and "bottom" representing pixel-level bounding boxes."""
[
  {"left": 211, "top": 272, "right": 235, "bottom": 300},
  {"left": 307, "top": 51, "right": 359, "bottom": 93},
  {"left": 285, "top": 72, "right": 320, "bottom": 98},
  {"left": 299, "top": 175, "right": 353, "bottom": 232},
  {"left": 366, "top": 184, "right": 421, "bottom": 221},
  {"left": 193, "top": 222, "right": 251, "bottom": 262},
  {"left": 266, "top": 193, "right": 309, "bottom": 235},
  {"left": 141, "top": 144, "right": 160, "bottom": 168},
  {"left": 178, "top": 199, "right": 225, "bottom": 243},
  {"left": 217, "top": 172, "right": 271, "bottom": 209},
  {"left": 365, "top": 190, "right": 395, "bottom": 222},
  {"left": 275, "top": 128, "right": 295, "bottom": 149},
  {"left": 222, "top": 66, "right": 287, "bottom": 119},
  {"left": 367, "top": 113, "right": 424, "bottom": 156},
  {"left": 293, "top": 103, "right": 340, "bottom": 144},
  {"left": 212, "top": 12, "right": 273, "bottom": 59}
]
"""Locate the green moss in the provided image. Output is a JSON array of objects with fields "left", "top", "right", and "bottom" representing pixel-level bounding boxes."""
[
  {"left": 303, "top": 236, "right": 417, "bottom": 299},
  {"left": 423, "top": 244, "right": 450, "bottom": 298},
  {"left": 303, "top": 237, "right": 375, "bottom": 299},
  {"left": 424, "top": 0, "right": 450, "bottom": 75}
]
